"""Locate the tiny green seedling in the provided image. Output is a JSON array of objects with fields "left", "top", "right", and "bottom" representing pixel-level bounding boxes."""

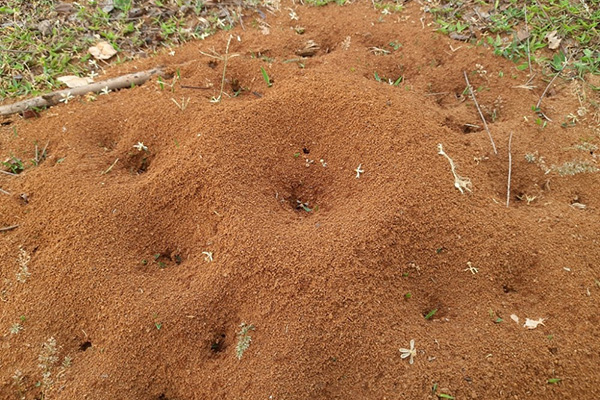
[
  {"left": 389, "top": 41, "right": 402, "bottom": 50},
  {"left": 260, "top": 67, "right": 272, "bottom": 87},
  {"left": 404, "top": 292, "right": 412, "bottom": 300},
  {"left": 2, "top": 156, "right": 24, "bottom": 175},
  {"left": 424, "top": 309, "right": 438, "bottom": 320},
  {"left": 547, "top": 378, "right": 561, "bottom": 384},
  {"left": 438, "top": 394, "right": 455, "bottom": 399}
]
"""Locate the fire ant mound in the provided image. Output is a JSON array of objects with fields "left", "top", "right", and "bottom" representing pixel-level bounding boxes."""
[{"left": 1, "top": 2, "right": 599, "bottom": 399}]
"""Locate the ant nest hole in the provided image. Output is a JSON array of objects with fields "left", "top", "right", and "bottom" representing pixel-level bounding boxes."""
[
  {"left": 277, "top": 180, "right": 323, "bottom": 215},
  {"left": 124, "top": 151, "right": 154, "bottom": 174}
]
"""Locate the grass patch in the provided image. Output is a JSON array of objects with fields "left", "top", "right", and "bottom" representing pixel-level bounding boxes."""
[
  {"left": 427, "top": 1, "right": 599, "bottom": 77},
  {"left": 0, "top": 0, "right": 241, "bottom": 99}
]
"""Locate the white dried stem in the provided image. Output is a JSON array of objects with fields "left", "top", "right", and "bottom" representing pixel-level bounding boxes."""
[
  {"left": 506, "top": 132, "right": 513, "bottom": 207},
  {"left": 438, "top": 144, "right": 472, "bottom": 194}
]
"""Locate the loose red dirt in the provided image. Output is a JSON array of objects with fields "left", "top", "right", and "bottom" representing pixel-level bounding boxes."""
[{"left": 1, "top": 2, "right": 600, "bottom": 399}]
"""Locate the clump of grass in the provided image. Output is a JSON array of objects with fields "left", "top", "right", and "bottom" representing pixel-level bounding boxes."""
[
  {"left": 2, "top": 156, "right": 24, "bottom": 175},
  {"left": 553, "top": 160, "right": 599, "bottom": 176},
  {"left": 38, "top": 337, "right": 59, "bottom": 396},
  {"left": 235, "top": 323, "right": 255, "bottom": 360},
  {"left": 427, "top": 1, "right": 600, "bottom": 78}
]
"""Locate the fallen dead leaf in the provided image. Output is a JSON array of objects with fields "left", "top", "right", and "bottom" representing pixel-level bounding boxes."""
[
  {"left": 516, "top": 28, "right": 530, "bottom": 42},
  {"left": 88, "top": 41, "right": 118, "bottom": 60},
  {"left": 546, "top": 31, "right": 562, "bottom": 50},
  {"left": 57, "top": 75, "right": 93, "bottom": 88},
  {"left": 524, "top": 318, "right": 545, "bottom": 329},
  {"left": 510, "top": 314, "right": 519, "bottom": 324}
]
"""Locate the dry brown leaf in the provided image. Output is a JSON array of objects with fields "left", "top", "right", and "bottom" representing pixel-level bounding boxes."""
[
  {"left": 57, "top": 75, "right": 93, "bottom": 88},
  {"left": 546, "top": 31, "right": 562, "bottom": 50},
  {"left": 88, "top": 41, "right": 117, "bottom": 60},
  {"left": 516, "top": 28, "right": 530, "bottom": 42}
]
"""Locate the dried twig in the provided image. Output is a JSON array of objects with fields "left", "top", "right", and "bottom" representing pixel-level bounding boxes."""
[
  {"left": 506, "top": 131, "right": 513, "bottom": 208},
  {"left": 463, "top": 71, "right": 497, "bottom": 155},
  {"left": 0, "top": 170, "right": 17, "bottom": 176},
  {"left": 0, "top": 188, "right": 10, "bottom": 195},
  {"left": 101, "top": 158, "right": 119, "bottom": 175},
  {"left": 180, "top": 85, "right": 211, "bottom": 90},
  {"left": 535, "top": 70, "right": 561, "bottom": 122},
  {"left": 0, "top": 225, "right": 19, "bottom": 232}
]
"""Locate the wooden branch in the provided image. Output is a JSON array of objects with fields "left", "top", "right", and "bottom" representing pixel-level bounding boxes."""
[
  {"left": 0, "top": 225, "right": 19, "bottom": 232},
  {"left": 0, "top": 66, "right": 166, "bottom": 116}
]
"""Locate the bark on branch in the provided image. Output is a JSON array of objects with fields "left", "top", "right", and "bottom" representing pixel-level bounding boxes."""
[{"left": 0, "top": 67, "right": 166, "bottom": 116}]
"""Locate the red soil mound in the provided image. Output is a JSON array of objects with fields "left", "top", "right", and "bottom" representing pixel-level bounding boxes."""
[{"left": 1, "top": 2, "right": 599, "bottom": 399}]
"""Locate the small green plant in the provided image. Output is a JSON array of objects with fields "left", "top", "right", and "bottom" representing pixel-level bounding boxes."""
[
  {"left": 389, "top": 41, "right": 402, "bottom": 50},
  {"left": 235, "top": 323, "right": 255, "bottom": 360},
  {"left": 260, "top": 67, "right": 272, "bottom": 87},
  {"left": 438, "top": 394, "right": 455, "bottom": 399},
  {"left": 404, "top": 292, "right": 412, "bottom": 300},
  {"left": 547, "top": 378, "right": 561, "bottom": 384},
  {"left": 2, "top": 156, "right": 24, "bottom": 174},
  {"left": 201, "top": 34, "right": 239, "bottom": 103},
  {"left": 424, "top": 309, "right": 438, "bottom": 320}
]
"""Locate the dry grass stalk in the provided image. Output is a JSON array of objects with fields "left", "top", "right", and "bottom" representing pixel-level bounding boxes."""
[{"left": 463, "top": 71, "right": 497, "bottom": 155}]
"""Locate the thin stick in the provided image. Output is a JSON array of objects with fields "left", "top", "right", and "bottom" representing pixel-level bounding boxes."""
[
  {"left": 506, "top": 131, "right": 513, "bottom": 208},
  {"left": 101, "top": 158, "right": 119, "bottom": 175},
  {"left": 535, "top": 70, "right": 561, "bottom": 121},
  {"left": 0, "top": 188, "right": 10, "bottom": 195},
  {"left": 180, "top": 85, "right": 211, "bottom": 90},
  {"left": 0, "top": 170, "right": 17, "bottom": 176},
  {"left": 0, "top": 225, "right": 19, "bottom": 232},
  {"left": 463, "top": 71, "right": 498, "bottom": 155},
  {"left": 523, "top": 4, "right": 532, "bottom": 77}
]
